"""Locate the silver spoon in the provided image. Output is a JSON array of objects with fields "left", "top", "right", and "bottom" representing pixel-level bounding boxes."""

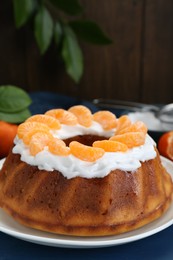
[
  {"left": 156, "top": 103, "right": 173, "bottom": 123},
  {"left": 154, "top": 103, "right": 173, "bottom": 130}
]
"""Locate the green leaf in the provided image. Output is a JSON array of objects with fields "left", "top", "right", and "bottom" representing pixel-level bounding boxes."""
[
  {"left": 54, "top": 22, "right": 63, "bottom": 46},
  {"left": 13, "top": 0, "right": 35, "bottom": 28},
  {"left": 69, "top": 20, "right": 112, "bottom": 45},
  {"left": 0, "top": 86, "right": 32, "bottom": 113},
  {"left": 49, "top": 0, "right": 83, "bottom": 15},
  {"left": 62, "top": 26, "right": 83, "bottom": 83},
  {"left": 34, "top": 6, "right": 54, "bottom": 54},
  {"left": 0, "top": 109, "right": 31, "bottom": 123}
]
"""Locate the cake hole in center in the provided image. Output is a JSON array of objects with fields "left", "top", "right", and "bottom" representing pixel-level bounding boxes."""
[{"left": 63, "top": 135, "right": 108, "bottom": 147}]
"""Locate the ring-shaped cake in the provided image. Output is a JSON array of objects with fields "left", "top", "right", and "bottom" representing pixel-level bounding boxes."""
[{"left": 0, "top": 105, "right": 172, "bottom": 236}]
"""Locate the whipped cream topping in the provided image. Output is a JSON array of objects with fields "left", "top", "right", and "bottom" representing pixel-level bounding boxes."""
[
  {"left": 12, "top": 130, "right": 156, "bottom": 179},
  {"left": 51, "top": 122, "right": 115, "bottom": 139}
]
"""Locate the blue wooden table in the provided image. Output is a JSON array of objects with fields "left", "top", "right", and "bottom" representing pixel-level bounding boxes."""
[{"left": 0, "top": 226, "right": 173, "bottom": 260}]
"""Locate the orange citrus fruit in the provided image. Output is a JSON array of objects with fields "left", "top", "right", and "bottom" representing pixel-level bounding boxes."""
[
  {"left": 93, "top": 140, "right": 128, "bottom": 152},
  {"left": 22, "top": 128, "right": 50, "bottom": 145},
  {"left": 29, "top": 132, "right": 53, "bottom": 156},
  {"left": 116, "top": 115, "right": 131, "bottom": 134},
  {"left": 26, "top": 114, "right": 61, "bottom": 130},
  {"left": 17, "top": 122, "right": 50, "bottom": 139},
  {"left": 45, "top": 109, "right": 78, "bottom": 125},
  {"left": 118, "top": 121, "right": 147, "bottom": 135},
  {"left": 93, "top": 111, "right": 117, "bottom": 130},
  {"left": 48, "top": 138, "right": 70, "bottom": 156},
  {"left": 0, "top": 121, "right": 18, "bottom": 158},
  {"left": 158, "top": 131, "right": 173, "bottom": 160},
  {"left": 110, "top": 132, "right": 145, "bottom": 148},
  {"left": 68, "top": 105, "right": 92, "bottom": 127},
  {"left": 69, "top": 141, "right": 105, "bottom": 162}
]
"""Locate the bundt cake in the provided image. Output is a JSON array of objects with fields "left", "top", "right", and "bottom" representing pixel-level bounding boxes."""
[{"left": 0, "top": 105, "right": 172, "bottom": 236}]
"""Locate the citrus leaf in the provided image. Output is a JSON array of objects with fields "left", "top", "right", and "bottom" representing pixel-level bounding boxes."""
[
  {"left": 54, "top": 22, "right": 63, "bottom": 46},
  {"left": 13, "top": 0, "right": 35, "bottom": 28},
  {"left": 62, "top": 26, "right": 83, "bottom": 83},
  {"left": 34, "top": 6, "right": 54, "bottom": 55},
  {"left": 49, "top": 0, "right": 83, "bottom": 15},
  {"left": 0, "top": 109, "right": 31, "bottom": 123},
  {"left": 69, "top": 20, "right": 112, "bottom": 45},
  {"left": 0, "top": 86, "right": 32, "bottom": 113}
]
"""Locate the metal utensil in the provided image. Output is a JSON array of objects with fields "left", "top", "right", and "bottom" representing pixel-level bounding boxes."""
[{"left": 92, "top": 98, "right": 159, "bottom": 112}]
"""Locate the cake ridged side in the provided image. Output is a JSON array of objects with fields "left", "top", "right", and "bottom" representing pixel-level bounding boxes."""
[{"left": 0, "top": 150, "right": 172, "bottom": 236}]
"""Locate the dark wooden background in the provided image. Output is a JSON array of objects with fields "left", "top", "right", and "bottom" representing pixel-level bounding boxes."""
[{"left": 0, "top": 0, "right": 173, "bottom": 104}]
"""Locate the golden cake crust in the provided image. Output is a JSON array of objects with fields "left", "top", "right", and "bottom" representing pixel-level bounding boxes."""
[
  {"left": 0, "top": 149, "right": 172, "bottom": 236},
  {"left": 0, "top": 107, "right": 172, "bottom": 236}
]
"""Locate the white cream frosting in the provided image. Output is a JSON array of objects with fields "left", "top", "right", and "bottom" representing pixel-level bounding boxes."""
[
  {"left": 12, "top": 124, "right": 157, "bottom": 179},
  {"left": 51, "top": 122, "right": 115, "bottom": 139}
]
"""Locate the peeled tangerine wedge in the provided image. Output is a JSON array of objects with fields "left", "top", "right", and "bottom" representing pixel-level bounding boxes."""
[
  {"left": 29, "top": 132, "right": 53, "bottom": 156},
  {"left": 45, "top": 109, "right": 78, "bottom": 126},
  {"left": 26, "top": 114, "right": 61, "bottom": 130},
  {"left": 69, "top": 141, "right": 105, "bottom": 162},
  {"left": 117, "top": 121, "right": 147, "bottom": 135},
  {"left": 93, "top": 140, "right": 128, "bottom": 152},
  {"left": 110, "top": 132, "right": 146, "bottom": 148},
  {"left": 93, "top": 111, "right": 117, "bottom": 130},
  {"left": 17, "top": 122, "right": 50, "bottom": 139},
  {"left": 116, "top": 115, "right": 132, "bottom": 134},
  {"left": 68, "top": 105, "right": 93, "bottom": 127},
  {"left": 23, "top": 128, "right": 50, "bottom": 145},
  {"left": 48, "top": 138, "right": 70, "bottom": 156}
]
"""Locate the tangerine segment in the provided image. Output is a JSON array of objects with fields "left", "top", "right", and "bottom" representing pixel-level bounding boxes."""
[
  {"left": 93, "top": 140, "right": 128, "bottom": 152},
  {"left": 17, "top": 122, "right": 50, "bottom": 139},
  {"left": 110, "top": 132, "right": 146, "bottom": 148},
  {"left": 23, "top": 128, "right": 50, "bottom": 145},
  {"left": 93, "top": 111, "right": 117, "bottom": 130},
  {"left": 26, "top": 114, "right": 61, "bottom": 130},
  {"left": 68, "top": 105, "right": 93, "bottom": 127},
  {"left": 29, "top": 132, "right": 53, "bottom": 156},
  {"left": 158, "top": 131, "right": 173, "bottom": 160},
  {"left": 69, "top": 141, "right": 105, "bottom": 162},
  {"left": 48, "top": 138, "right": 70, "bottom": 156},
  {"left": 118, "top": 121, "right": 147, "bottom": 135},
  {"left": 45, "top": 109, "right": 78, "bottom": 125},
  {"left": 116, "top": 115, "right": 131, "bottom": 134}
]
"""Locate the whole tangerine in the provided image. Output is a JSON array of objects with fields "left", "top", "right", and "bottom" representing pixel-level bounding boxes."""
[
  {"left": 158, "top": 131, "right": 173, "bottom": 161},
  {"left": 0, "top": 121, "right": 18, "bottom": 158}
]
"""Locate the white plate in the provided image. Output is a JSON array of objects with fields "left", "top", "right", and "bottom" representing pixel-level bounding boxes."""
[{"left": 0, "top": 157, "right": 173, "bottom": 248}]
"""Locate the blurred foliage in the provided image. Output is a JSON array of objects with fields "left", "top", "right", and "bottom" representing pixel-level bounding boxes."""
[
  {"left": 13, "top": 0, "right": 112, "bottom": 83},
  {"left": 0, "top": 85, "right": 32, "bottom": 123}
]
